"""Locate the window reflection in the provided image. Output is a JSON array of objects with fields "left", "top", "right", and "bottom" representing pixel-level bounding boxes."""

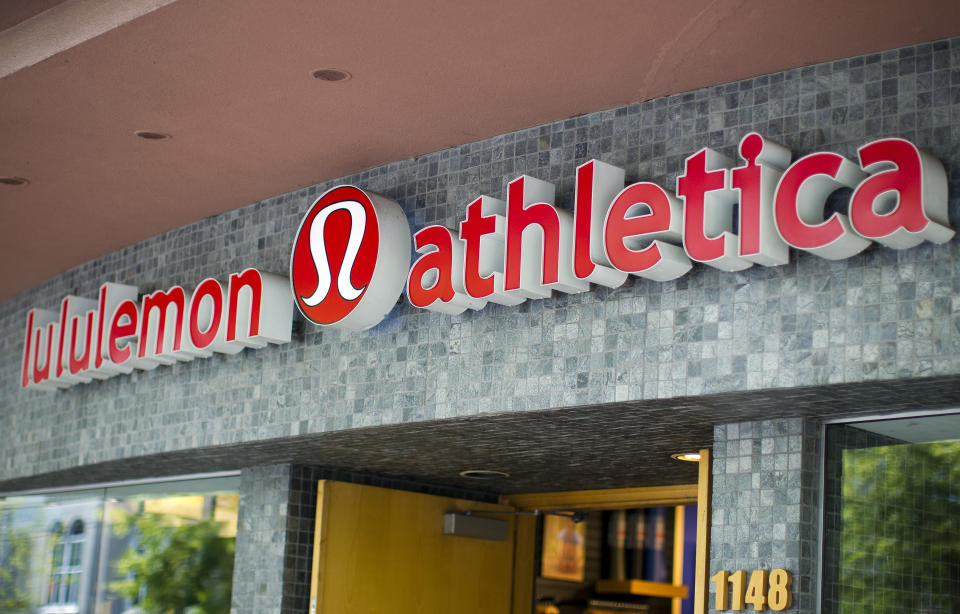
[
  {"left": 0, "top": 476, "right": 238, "bottom": 614},
  {"left": 97, "top": 489, "right": 238, "bottom": 614},
  {"left": 823, "top": 417, "right": 960, "bottom": 614},
  {"left": 0, "top": 490, "right": 100, "bottom": 614}
]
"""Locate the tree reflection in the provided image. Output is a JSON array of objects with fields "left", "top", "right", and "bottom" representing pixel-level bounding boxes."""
[
  {"left": 0, "top": 506, "right": 32, "bottom": 613},
  {"left": 840, "top": 441, "right": 960, "bottom": 614},
  {"left": 110, "top": 512, "right": 235, "bottom": 614}
]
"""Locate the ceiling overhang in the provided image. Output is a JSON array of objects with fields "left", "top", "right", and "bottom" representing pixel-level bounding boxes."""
[{"left": 1, "top": 0, "right": 958, "bottom": 304}]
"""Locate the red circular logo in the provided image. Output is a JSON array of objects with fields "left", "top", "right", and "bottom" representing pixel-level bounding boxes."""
[
  {"left": 291, "top": 186, "right": 381, "bottom": 325},
  {"left": 290, "top": 185, "right": 411, "bottom": 330}
]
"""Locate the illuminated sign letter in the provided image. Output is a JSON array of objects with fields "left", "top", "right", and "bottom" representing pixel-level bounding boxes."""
[
  {"left": 774, "top": 152, "right": 871, "bottom": 259},
  {"left": 849, "top": 138, "right": 954, "bottom": 249}
]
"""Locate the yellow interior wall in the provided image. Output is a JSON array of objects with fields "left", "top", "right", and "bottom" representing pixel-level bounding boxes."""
[{"left": 311, "top": 481, "right": 516, "bottom": 614}]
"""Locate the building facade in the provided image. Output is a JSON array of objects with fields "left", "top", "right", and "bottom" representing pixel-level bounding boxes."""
[{"left": 2, "top": 35, "right": 959, "bottom": 614}]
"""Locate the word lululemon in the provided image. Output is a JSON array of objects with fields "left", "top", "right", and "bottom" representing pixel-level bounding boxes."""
[{"left": 21, "top": 269, "right": 293, "bottom": 390}]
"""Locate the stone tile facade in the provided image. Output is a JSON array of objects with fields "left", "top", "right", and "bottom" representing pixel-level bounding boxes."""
[
  {"left": 231, "top": 465, "right": 291, "bottom": 614},
  {"left": 2, "top": 35, "right": 960, "bottom": 614},
  {"left": 2, "top": 37, "right": 958, "bottom": 483},
  {"left": 710, "top": 419, "right": 822, "bottom": 613}
]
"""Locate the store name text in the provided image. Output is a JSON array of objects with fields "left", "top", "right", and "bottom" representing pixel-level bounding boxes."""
[{"left": 21, "top": 268, "right": 292, "bottom": 390}]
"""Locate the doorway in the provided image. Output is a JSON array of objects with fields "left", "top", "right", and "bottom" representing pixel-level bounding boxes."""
[
  {"left": 502, "top": 483, "right": 701, "bottom": 614},
  {"left": 308, "top": 451, "right": 711, "bottom": 614}
]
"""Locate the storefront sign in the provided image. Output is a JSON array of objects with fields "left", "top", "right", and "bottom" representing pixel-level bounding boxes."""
[
  {"left": 294, "top": 133, "right": 952, "bottom": 329},
  {"left": 20, "top": 268, "right": 292, "bottom": 390}
]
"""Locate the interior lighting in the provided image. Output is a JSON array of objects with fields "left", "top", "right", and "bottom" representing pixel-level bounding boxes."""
[{"left": 670, "top": 452, "right": 702, "bottom": 462}]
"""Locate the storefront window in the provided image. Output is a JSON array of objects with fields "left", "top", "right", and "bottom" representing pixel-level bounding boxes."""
[
  {"left": 822, "top": 415, "right": 960, "bottom": 614},
  {"left": 95, "top": 477, "right": 239, "bottom": 614},
  {"left": 0, "top": 475, "right": 239, "bottom": 614},
  {"left": 0, "top": 489, "right": 101, "bottom": 614}
]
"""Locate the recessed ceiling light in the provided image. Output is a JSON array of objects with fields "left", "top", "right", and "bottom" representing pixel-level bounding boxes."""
[
  {"left": 671, "top": 452, "right": 702, "bottom": 462},
  {"left": 0, "top": 176, "right": 29, "bottom": 186},
  {"left": 312, "top": 68, "right": 351, "bottom": 82},
  {"left": 458, "top": 469, "right": 510, "bottom": 480},
  {"left": 134, "top": 131, "right": 171, "bottom": 140}
]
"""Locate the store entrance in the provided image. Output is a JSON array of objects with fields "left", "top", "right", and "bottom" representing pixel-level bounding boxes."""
[
  {"left": 308, "top": 451, "right": 710, "bottom": 614},
  {"left": 502, "top": 483, "right": 702, "bottom": 614},
  {"left": 308, "top": 480, "right": 517, "bottom": 614}
]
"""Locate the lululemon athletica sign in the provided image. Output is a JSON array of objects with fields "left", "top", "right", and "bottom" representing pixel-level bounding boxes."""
[
  {"left": 295, "top": 133, "right": 952, "bottom": 330},
  {"left": 20, "top": 133, "right": 954, "bottom": 390}
]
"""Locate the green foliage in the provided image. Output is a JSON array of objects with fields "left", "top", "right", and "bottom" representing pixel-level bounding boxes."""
[
  {"left": 0, "top": 525, "right": 32, "bottom": 613},
  {"left": 839, "top": 441, "right": 960, "bottom": 614},
  {"left": 110, "top": 512, "right": 235, "bottom": 614}
]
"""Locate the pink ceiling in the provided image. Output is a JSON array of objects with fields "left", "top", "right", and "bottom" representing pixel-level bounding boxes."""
[{"left": 1, "top": 0, "right": 958, "bottom": 304}]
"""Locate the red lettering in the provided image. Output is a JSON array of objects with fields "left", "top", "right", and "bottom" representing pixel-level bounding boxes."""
[
  {"left": 574, "top": 163, "right": 597, "bottom": 279},
  {"left": 677, "top": 148, "right": 751, "bottom": 271},
  {"left": 57, "top": 297, "right": 69, "bottom": 378},
  {"left": 850, "top": 138, "right": 955, "bottom": 248},
  {"left": 69, "top": 311, "right": 95, "bottom": 375},
  {"left": 227, "top": 269, "right": 263, "bottom": 341},
  {"left": 33, "top": 323, "right": 55, "bottom": 384},
  {"left": 604, "top": 182, "right": 691, "bottom": 281},
  {"left": 774, "top": 152, "right": 871, "bottom": 259},
  {"left": 95, "top": 285, "right": 108, "bottom": 368},
  {"left": 20, "top": 271, "right": 289, "bottom": 389},
  {"left": 138, "top": 286, "right": 186, "bottom": 358},
  {"left": 505, "top": 176, "right": 561, "bottom": 293},
  {"left": 190, "top": 278, "right": 224, "bottom": 349},
  {"left": 21, "top": 310, "right": 34, "bottom": 387},
  {"left": 732, "top": 133, "right": 790, "bottom": 266},
  {"left": 109, "top": 300, "right": 139, "bottom": 365},
  {"left": 573, "top": 161, "right": 628, "bottom": 288},
  {"left": 407, "top": 226, "right": 458, "bottom": 310},
  {"left": 460, "top": 197, "right": 497, "bottom": 299}
]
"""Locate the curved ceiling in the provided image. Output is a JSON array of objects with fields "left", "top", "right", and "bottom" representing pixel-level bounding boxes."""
[{"left": 1, "top": 0, "right": 958, "bottom": 304}]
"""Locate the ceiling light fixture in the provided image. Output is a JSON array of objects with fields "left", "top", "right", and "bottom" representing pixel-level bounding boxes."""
[
  {"left": 458, "top": 469, "right": 510, "bottom": 480},
  {"left": 0, "top": 176, "right": 29, "bottom": 186},
  {"left": 671, "top": 452, "right": 702, "bottom": 462},
  {"left": 134, "top": 131, "right": 171, "bottom": 140},
  {"left": 312, "top": 68, "right": 351, "bottom": 82}
]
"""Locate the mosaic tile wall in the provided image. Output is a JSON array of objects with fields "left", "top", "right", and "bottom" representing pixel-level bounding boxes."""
[
  {"left": 281, "top": 465, "right": 319, "bottom": 614},
  {"left": 710, "top": 419, "right": 822, "bottom": 613},
  {"left": 232, "top": 464, "right": 290, "bottom": 614},
  {"left": 2, "top": 38, "right": 959, "bottom": 483}
]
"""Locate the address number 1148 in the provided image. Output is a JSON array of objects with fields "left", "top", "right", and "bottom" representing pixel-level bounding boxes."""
[{"left": 710, "top": 569, "right": 793, "bottom": 611}]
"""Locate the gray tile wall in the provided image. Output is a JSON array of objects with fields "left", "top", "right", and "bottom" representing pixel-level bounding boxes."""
[
  {"left": 1, "top": 38, "right": 959, "bottom": 482},
  {"left": 232, "top": 464, "right": 290, "bottom": 614},
  {"left": 711, "top": 419, "right": 822, "bottom": 613}
]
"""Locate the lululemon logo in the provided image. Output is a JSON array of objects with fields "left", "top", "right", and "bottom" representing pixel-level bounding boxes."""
[{"left": 290, "top": 185, "right": 411, "bottom": 330}]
